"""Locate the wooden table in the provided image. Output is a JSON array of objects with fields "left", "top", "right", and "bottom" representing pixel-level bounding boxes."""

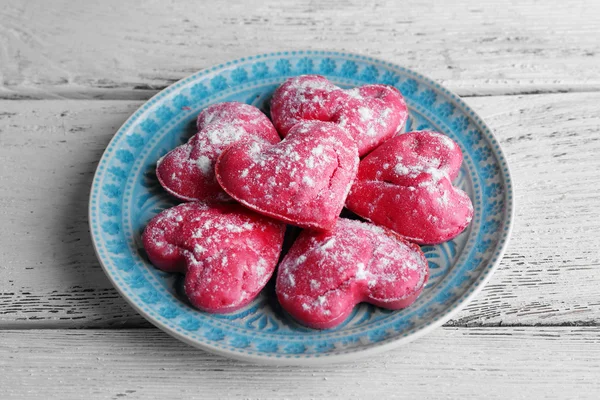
[{"left": 1, "top": 1, "right": 599, "bottom": 398}]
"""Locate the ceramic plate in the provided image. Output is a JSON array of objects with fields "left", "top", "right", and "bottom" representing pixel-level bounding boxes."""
[{"left": 89, "top": 51, "right": 513, "bottom": 365}]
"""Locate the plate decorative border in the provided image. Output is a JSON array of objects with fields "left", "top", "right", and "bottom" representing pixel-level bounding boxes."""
[{"left": 89, "top": 51, "right": 514, "bottom": 365}]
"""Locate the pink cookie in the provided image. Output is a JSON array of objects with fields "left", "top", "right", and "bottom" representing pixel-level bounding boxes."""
[
  {"left": 276, "top": 218, "right": 429, "bottom": 329},
  {"left": 215, "top": 121, "right": 359, "bottom": 230},
  {"left": 156, "top": 102, "right": 280, "bottom": 202},
  {"left": 270, "top": 75, "right": 408, "bottom": 156},
  {"left": 142, "top": 202, "right": 285, "bottom": 313},
  {"left": 346, "top": 131, "right": 474, "bottom": 245}
]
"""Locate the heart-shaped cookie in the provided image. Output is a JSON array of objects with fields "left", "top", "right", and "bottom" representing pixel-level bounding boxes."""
[
  {"left": 276, "top": 218, "right": 429, "bottom": 329},
  {"left": 270, "top": 75, "right": 408, "bottom": 156},
  {"left": 215, "top": 121, "right": 359, "bottom": 230},
  {"left": 346, "top": 131, "right": 474, "bottom": 244},
  {"left": 156, "top": 102, "right": 280, "bottom": 202},
  {"left": 142, "top": 202, "right": 286, "bottom": 313}
]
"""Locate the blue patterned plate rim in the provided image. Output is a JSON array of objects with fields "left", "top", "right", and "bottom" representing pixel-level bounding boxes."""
[{"left": 89, "top": 50, "right": 514, "bottom": 365}]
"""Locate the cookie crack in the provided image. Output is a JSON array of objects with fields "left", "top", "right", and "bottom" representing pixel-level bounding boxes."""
[
  {"left": 308, "top": 151, "right": 342, "bottom": 207},
  {"left": 327, "top": 152, "right": 342, "bottom": 191}
]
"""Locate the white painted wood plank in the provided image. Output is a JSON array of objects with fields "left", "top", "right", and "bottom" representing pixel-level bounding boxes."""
[
  {"left": 0, "top": 327, "right": 599, "bottom": 399},
  {"left": 0, "top": 101, "right": 149, "bottom": 327},
  {"left": 453, "top": 93, "right": 600, "bottom": 326},
  {"left": 0, "top": 0, "right": 599, "bottom": 99},
  {"left": 0, "top": 93, "right": 599, "bottom": 328}
]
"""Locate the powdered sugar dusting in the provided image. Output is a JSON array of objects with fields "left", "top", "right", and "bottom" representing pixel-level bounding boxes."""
[
  {"left": 431, "top": 131, "right": 457, "bottom": 150},
  {"left": 217, "top": 120, "right": 359, "bottom": 230},
  {"left": 276, "top": 218, "right": 428, "bottom": 327},
  {"left": 379, "top": 108, "right": 392, "bottom": 126},
  {"left": 142, "top": 202, "right": 285, "bottom": 313},
  {"left": 255, "top": 257, "right": 268, "bottom": 279},
  {"left": 156, "top": 102, "right": 279, "bottom": 202},
  {"left": 320, "top": 238, "right": 336, "bottom": 251},
  {"left": 394, "top": 162, "right": 410, "bottom": 176},
  {"left": 205, "top": 125, "right": 246, "bottom": 146},
  {"left": 302, "top": 176, "right": 315, "bottom": 187},
  {"left": 248, "top": 141, "right": 263, "bottom": 160},
  {"left": 355, "top": 263, "right": 367, "bottom": 280},
  {"left": 345, "top": 88, "right": 364, "bottom": 100},
  {"left": 358, "top": 107, "right": 374, "bottom": 122},
  {"left": 195, "top": 155, "right": 212, "bottom": 176},
  {"left": 270, "top": 75, "right": 408, "bottom": 157},
  {"left": 346, "top": 131, "right": 473, "bottom": 245},
  {"left": 312, "top": 145, "right": 325, "bottom": 156},
  {"left": 393, "top": 152, "right": 450, "bottom": 182}
]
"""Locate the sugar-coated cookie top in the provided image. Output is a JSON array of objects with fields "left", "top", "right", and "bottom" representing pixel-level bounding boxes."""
[
  {"left": 270, "top": 75, "right": 408, "bottom": 156},
  {"left": 142, "top": 202, "right": 285, "bottom": 313},
  {"left": 346, "top": 131, "right": 473, "bottom": 244},
  {"left": 276, "top": 218, "right": 428, "bottom": 329},
  {"left": 156, "top": 102, "right": 280, "bottom": 202},
  {"left": 216, "top": 120, "right": 359, "bottom": 230}
]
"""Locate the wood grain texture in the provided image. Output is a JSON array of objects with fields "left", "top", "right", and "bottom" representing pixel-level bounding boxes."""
[
  {"left": 453, "top": 93, "right": 600, "bottom": 327},
  {"left": 0, "top": 0, "right": 599, "bottom": 99},
  {"left": 0, "top": 101, "right": 149, "bottom": 328},
  {"left": 1, "top": 1, "right": 597, "bottom": 396},
  {"left": 1, "top": 92, "right": 599, "bottom": 328},
  {"left": 1, "top": 327, "right": 599, "bottom": 399}
]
